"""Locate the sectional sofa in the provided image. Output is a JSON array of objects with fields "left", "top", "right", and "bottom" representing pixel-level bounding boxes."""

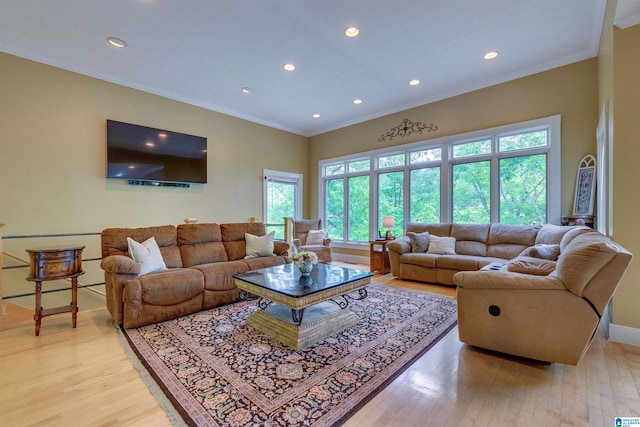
[
  {"left": 100, "top": 222, "right": 289, "bottom": 328},
  {"left": 387, "top": 222, "right": 592, "bottom": 285}
]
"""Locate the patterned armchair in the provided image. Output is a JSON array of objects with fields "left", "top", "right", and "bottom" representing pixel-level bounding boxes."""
[{"left": 292, "top": 219, "right": 332, "bottom": 263}]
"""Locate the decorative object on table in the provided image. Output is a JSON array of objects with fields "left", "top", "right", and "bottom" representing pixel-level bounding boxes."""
[
  {"left": 183, "top": 218, "right": 198, "bottom": 224},
  {"left": 292, "top": 251, "right": 318, "bottom": 276},
  {"left": 120, "top": 283, "right": 457, "bottom": 427},
  {"left": 382, "top": 216, "right": 395, "bottom": 240},
  {"left": 572, "top": 154, "right": 596, "bottom": 215}
]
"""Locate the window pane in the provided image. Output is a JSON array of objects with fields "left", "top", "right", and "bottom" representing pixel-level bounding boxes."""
[
  {"left": 378, "top": 171, "right": 404, "bottom": 238},
  {"left": 452, "top": 161, "right": 490, "bottom": 223},
  {"left": 348, "top": 159, "right": 370, "bottom": 173},
  {"left": 325, "top": 163, "right": 344, "bottom": 176},
  {"left": 410, "top": 167, "right": 440, "bottom": 223},
  {"left": 348, "top": 175, "right": 370, "bottom": 241},
  {"left": 452, "top": 140, "right": 491, "bottom": 158},
  {"left": 378, "top": 153, "right": 405, "bottom": 169},
  {"left": 266, "top": 180, "right": 294, "bottom": 239},
  {"left": 500, "top": 154, "right": 547, "bottom": 225},
  {"left": 410, "top": 148, "right": 441, "bottom": 164},
  {"left": 499, "top": 130, "right": 547, "bottom": 152},
  {"left": 326, "top": 179, "right": 344, "bottom": 240}
]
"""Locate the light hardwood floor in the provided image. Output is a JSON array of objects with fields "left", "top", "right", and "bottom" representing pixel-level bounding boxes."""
[{"left": 1, "top": 263, "right": 639, "bottom": 426}]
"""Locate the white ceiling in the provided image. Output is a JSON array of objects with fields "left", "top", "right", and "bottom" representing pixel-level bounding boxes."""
[{"left": 0, "top": 1, "right": 635, "bottom": 137}]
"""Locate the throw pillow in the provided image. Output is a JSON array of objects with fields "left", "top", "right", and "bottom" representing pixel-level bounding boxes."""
[
  {"left": 306, "top": 229, "right": 327, "bottom": 245},
  {"left": 244, "top": 231, "right": 275, "bottom": 259},
  {"left": 426, "top": 235, "right": 456, "bottom": 255},
  {"left": 519, "top": 244, "right": 561, "bottom": 261},
  {"left": 407, "top": 231, "right": 430, "bottom": 252},
  {"left": 127, "top": 236, "right": 167, "bottom": 276},
  {"left": 507, "top": 257, "right": 556, "bottom": 276}
]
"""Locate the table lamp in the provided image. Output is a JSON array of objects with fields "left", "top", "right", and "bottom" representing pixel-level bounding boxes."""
[{"left": 382, "top": 216, "right": 395, "bottom": 240}]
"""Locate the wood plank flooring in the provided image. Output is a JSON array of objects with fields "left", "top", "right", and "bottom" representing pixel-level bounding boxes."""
[{"left": 1, "top": 263, "right": 639, "bottom": 426}]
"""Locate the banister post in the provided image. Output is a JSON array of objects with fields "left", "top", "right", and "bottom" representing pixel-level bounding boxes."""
[
  {"left": 0, "top": 221, "right": 5, "bottom": 331},
  {"left": 284, "top": 217, "right": 294, "bottom": 256}
]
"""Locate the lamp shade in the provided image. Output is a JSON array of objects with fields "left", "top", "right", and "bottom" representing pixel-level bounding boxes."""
[{"left": 382, "top": 216, "right": 395, "bottom": 228}]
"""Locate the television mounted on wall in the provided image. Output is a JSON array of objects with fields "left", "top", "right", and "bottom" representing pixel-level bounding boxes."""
[{"left": 106, "top": 119, "right": 207, "bottom": 185}]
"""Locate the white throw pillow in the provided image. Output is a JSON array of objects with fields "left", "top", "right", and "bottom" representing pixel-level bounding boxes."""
[
  {"left": 426, "top": 235, "right": 456, "bottom": 255},
  {"left": 306, "top": 229, "right": 327, "bottom": 245},
  {"left": 245, "top": 232, "right": 275, "bottom": 258},
  {"left": 127, "top": 236, "right": 167, "bottom": 276}
]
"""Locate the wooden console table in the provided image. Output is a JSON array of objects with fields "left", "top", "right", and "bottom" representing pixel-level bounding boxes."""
[
  {"left": 25, "top": 245, "right": 85, "bottom": 336},
  {"left": 369, "top": 240, "right": 392, "bottom": 274}
]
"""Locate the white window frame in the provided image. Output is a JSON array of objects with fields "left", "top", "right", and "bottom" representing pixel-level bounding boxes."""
[
  {"left": 263, "top": 169, "right": 303, "bottom": 224},
  {"left": 318, "top": 115, "right": 561, "bottom": 249}
]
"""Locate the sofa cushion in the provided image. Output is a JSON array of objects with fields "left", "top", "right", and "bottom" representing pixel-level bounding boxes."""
[
  {"left": 244, "top": 232, "right": 275, "bottom": 258},
  {"left": 399, "top": 252, "right": 438, "bottom": 268},
  {"left": 177, "top": 223, "right": 228, "bottom": 267},
  {"left": 520, "top": 244, "right": 561, "bottom": 261},
  {"left": 127, "top": 237, "right": 167, "bottom": 276},
  {"left": 407, "top": 231, "right": 430, "bottom": 252},
  {"left": 507, "top": 256, "right": 556, "bottom": 275},
  {"left": 427, "top": 236, "right": 456, "bottom": 255},
  {"left": 101, "top": 225, "right": 183, "bottom": 268},
  {"left": 435, "top": 254, "right": 485, "bottom": 271},
  {"left": 556, "top": 233, "right": 620, "bottom": 297},
  {"left": 221, "top": 222, "right": 268, "bottom": 261},
  {"left": 191, "top": 260, "right": 249, "bottom": 292},
  {"left": 559, "top": 226, "right": 594, "bottom": 251},
  {"left": 406, "top": 222, "right": 452, "bottom": 237},
  {"left": 535, "top": 223, "right": 571, "bottom": 245}
]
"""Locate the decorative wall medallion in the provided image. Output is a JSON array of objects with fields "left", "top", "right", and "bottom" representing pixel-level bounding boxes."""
[{"left": 378, "top": 118, "right": 438, "bottom": 142}]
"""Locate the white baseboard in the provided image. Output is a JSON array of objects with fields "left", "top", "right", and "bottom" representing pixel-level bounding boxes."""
[
  {"left": 332, "top": 253, "right": 370, "bottom": 266},
  {"left": 609, "top": 323, "right": 640, "bottom": 347}
]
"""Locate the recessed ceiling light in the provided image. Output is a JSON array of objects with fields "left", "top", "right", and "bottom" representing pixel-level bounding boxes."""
[
  {"left": 313, "top": 114, "right": 321, "bottom": 118},
  {"left": 484, "top": 51, "right": 499, "bottom": 60},
  {"left": 241, "top": 87, "right": 252, "bottom": 94},
  {"left": 345, "top": 26, "right": 360, "bottom": 37},
  {"left": 107, "top": 37, "right": 127, "bottom": 48},
  {"left": 409, "top": 79, "right": 421, "bottom": 86},
  {"left": 283, "top": 63, "right": 296, "bottom": 71},
  {"left": 353, "top": 99, "right": 363, "bottom": 104}
]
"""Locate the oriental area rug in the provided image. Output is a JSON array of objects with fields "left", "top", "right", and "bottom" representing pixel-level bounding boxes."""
[{"left": 121, "top": 283, "right": 457, "bottom": 427}]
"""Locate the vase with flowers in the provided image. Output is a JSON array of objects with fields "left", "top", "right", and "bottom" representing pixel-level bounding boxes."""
[{"left": 292, "top": 251, "right": 318, "bottom": 277}]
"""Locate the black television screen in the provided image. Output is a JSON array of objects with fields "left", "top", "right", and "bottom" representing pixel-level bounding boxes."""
[{"left": 106, "top": 120, "right": 207, "bottom": 184}]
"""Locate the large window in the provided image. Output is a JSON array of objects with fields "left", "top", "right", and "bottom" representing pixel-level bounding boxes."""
[{"left": 318, "top": 116, "right": 561, "bottom": 244}]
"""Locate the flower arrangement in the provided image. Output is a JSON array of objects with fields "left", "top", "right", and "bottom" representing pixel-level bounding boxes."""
[{"left": 292, "top": 251, "right": 318, "bottom": 266}]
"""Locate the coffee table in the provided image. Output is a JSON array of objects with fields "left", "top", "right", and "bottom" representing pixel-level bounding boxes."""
[{"left": 233, "top": 263, "right": 373, "bottom": 350}]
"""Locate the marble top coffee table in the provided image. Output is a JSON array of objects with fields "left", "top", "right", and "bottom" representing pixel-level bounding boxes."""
[{"left": 233, "top": 263, "right": 373, "bottom": 350}]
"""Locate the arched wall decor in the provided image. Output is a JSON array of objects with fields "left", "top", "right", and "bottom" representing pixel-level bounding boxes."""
[
  {"left": 573, "top": 154, "right": 597, "bottom": 216},
  {"left": 377, "top": 118, "right": 438, "bottom": 143}
]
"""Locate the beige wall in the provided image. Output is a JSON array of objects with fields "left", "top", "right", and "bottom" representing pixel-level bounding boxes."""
[
  {"left": 0, "top": 52, "right": 308, "bottom": 236},
  {"left": 611, "top": 23, "right": 640, "bottom": 329},
  {"left": 310, "top": 59, "right": 599, "bottom": 252}
]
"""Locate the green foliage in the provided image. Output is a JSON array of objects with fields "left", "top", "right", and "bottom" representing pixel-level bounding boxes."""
[
  {"left": 266, "top": 181, "right": 295, "bottom": 239},
  {"left": 378, "top": 171, "right": 404, "bottom": 237},
  {"left": 326, "top": 179, "right": 344, "bottom": 239},
  {"left": 348, "top": 176, "right": 370, "bottom": 241},
  {"left": 453, "top": 161, "right": 490, "bottom": 223},
  {"left": 410, "top": 167, "right": 440, "bottom": 223},
  {"left": 499, "top": 154, "right": 546, "bottom": 225}
]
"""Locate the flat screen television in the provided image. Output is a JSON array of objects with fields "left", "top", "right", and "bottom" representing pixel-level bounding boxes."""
[{"left": 106, "top": 119, "right": 207, "bottom": 184}]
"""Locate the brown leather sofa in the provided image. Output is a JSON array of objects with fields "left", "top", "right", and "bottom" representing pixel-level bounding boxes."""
[{"left": 100, "top": 222, "right": 289, "bottom": 328}]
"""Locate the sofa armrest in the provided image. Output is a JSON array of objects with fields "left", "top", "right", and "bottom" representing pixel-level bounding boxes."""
[
  {"left": 454, "top": 270, "right": 565, "bottom": 291},
  {"left": 273, "top": 241, "right": 290, "bottom": 256},
  {"left": 100, "top": 255, "right": 140, "bottom": 275},
  {"left": 387, "top": 236, "right": 411, "bottom": 255}
]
